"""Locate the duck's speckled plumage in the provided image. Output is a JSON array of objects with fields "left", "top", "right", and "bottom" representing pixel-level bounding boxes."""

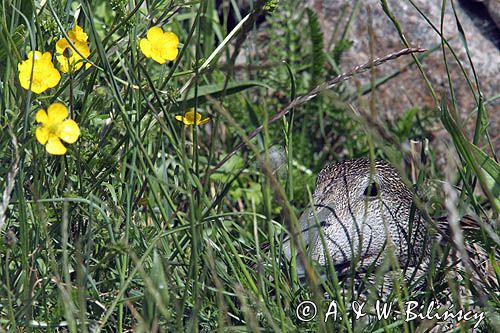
[{"left": 284, "top": 159, "right": 429, "bottom": 279}]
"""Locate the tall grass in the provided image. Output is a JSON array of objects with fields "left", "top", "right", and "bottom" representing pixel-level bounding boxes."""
[{"left": 0, "top": 0, "right": 498, "bottom": 332}]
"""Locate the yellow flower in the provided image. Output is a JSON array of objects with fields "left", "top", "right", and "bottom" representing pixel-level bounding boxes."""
[
  {"left": 35, "top": 102, "right": 80, "bottom": 155},
  {"left": 18, "top": 51, "right": 61, "bottom": 94},
  {"left": 139, "top": 26, "right": 179, "bottom": 64},
  {"left": 56, "top": 25, "right": 92, "bottom": 73},
  {"left": 56, "top": 39, "right": 91, "bottom": 73},
  {"left": 68, "top": 25, "right": 88, "bottom": 43},
  {"left": 175, "top": 110, "right": 209, "bottom": 126}
]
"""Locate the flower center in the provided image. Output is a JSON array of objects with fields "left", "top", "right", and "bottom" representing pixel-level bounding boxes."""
[
  {"left": 32, "top": 75, "right": 44, "bottom": 87},
  {"left": 63, "top": 47, "right": 74, "bottom": 58},
  {"left": 152, "top": 44, "right": 162, "bottom": 54},
  {"left": 48, "top": 123, "right": 60, "bottom": 134}
]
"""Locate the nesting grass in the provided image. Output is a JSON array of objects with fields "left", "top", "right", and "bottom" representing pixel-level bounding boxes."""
[{"left": 0, "top": 0, "right": 498, "bottom": 332}]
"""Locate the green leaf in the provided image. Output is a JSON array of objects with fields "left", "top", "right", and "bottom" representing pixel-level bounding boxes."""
[
  {"left": 466, "top": 141, "right": 500, "bottom": 203},
  {"left": 394, "top": 107, "right": 419, "bottom": 138},
  {"left": 440, "top": 100, "right": 500, "bottom": 212},
  {"left": 306, "top": 8, "right": 325, "bottom": 89},
  {"left": 179, "top": 81, "right": 271, "bottom": 109}
]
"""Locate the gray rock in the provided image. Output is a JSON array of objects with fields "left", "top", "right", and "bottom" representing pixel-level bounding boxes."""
[{"left": 306, "top": 0, "right": 499, "bottom": 149}]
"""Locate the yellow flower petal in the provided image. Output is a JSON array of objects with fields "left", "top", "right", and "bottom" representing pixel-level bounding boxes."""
[
  {"left": 57, "top": 119, "right": 80, "bottom": 143},
  {"left": 36, "top": 109, "right": 48, "bottom": 124},
  {"left": 194, "top": 112, "right": 203, "bottom": 123},
  {"left": 47, "top": 102, "right": 68, "bottom": 123},
  {"left": 35, "top": 127, "right": 49, "bottom": 145},
  {"left": 184, "top": 111, "right": 196, "bottom": 123},
  {"left": 199, "top": 117, "right": 209, "bottom": 125},
  {"left": 45, "top": 68, "right": 61, "bottom": 88},
  {"left": 175, "top": 114, "right": 193, "bottom": 125},
  {"left": 55, "top": 38, "right": 69, "bottom": 54},
  {"left": 18, "top": 74, "right": 32, "bottom": 90},
  {"left": 46, "top": 135, "right": 67, "bottom": 155},
  {"left": 31, "top": 81, "right": 47, "bottom": 94},
  {"left": 30, "top": 51, "right": 42, "bottom": 60},
  {"left": 162, "top": 47, "right": 178, "bottom": 62},
  {"left": 56, "top": 55, "right": 70, "bottom": 73},
  {"left": 68, "top": 25, "right": 88, "bottom": 43},
  {"left": 151, "top": 53, "right": 166, "bottom": 64},
  {"left": 76, "top": 41, "right": 91, "bottom": 57},
  {"left": 139, "top": 38, "right": 152, "bottom": 58},
  {"left": 164, "top": 32, "right": 179, "bottom": 46},
  {"left": 42, "top": 52, "right": 52, "bottom": 61},
  {"left": 17, "top": 57, "right": 30, "bottom": 72},
  {"left": 147, "top": 27, "right": 164, "bottom": 43}
]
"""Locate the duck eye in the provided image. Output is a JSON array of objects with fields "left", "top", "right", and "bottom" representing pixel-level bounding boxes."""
[{"left": 363, "top": 182, "right": 379, "bottom": 197}]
